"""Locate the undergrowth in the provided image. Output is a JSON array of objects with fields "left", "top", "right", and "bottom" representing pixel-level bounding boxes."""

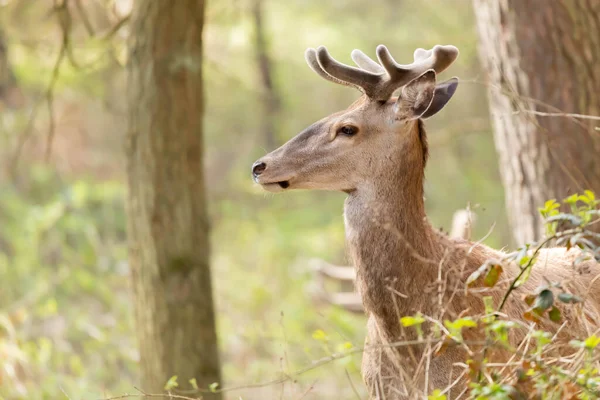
[{"left": 416, "top": 191, "right": 600, "bottom": 399}]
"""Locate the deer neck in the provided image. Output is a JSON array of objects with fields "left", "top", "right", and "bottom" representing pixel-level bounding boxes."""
[{"left": 344, "top": 132, "right": 441, "bottom": 330}]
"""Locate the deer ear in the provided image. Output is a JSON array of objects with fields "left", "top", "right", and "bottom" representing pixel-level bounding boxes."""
[
  {"left": 421, "top": 77, "right": 459, "bottom": 119},
  {"left": 394, "top": 70, "right": 437, "bottom": 121}
]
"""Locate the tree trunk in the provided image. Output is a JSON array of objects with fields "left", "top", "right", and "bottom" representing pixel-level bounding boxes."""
[
  {"left": 126, "top": 1, "right": 222, "bottom": 398},
  {"left": 473, "top": 0, "right": 600, "bottom": 245},
  {"left": 252, "top": 0, "right": 281, "bottom": 149}
]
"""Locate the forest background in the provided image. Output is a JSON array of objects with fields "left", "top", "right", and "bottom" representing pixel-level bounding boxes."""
[{"left": 1, "top": 0, "right": 598, "bottom": 399}]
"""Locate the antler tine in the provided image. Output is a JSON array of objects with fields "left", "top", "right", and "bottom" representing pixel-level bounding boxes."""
[
  {"left": 375, "top": 45, "right": 400, "bottom": 76},
  {"left": 305, "top": 44, "right": 459, "bottom": 101},
  {"left": 305, "top": 48, "right": 354, "bottom": 88},
  {"left": 350, "top": 49, "right": 384, "bottom": 74},
  {"left": 413, "top": 48, "right": 431, "bottom": 62},
  {"left": 373, "top": 44, "right": 459, "bottom": 100},
  {"left": 315, "top": 46, "right": 381, "bottom": 97},
  {"left": 412, "top": 45, "right": 459, "bottom": 74}
]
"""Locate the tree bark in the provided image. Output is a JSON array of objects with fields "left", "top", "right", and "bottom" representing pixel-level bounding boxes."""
[
  {"left": 252, "top": 0, "right": 281, "bottom": 149},
  {"left": 473, "top": 0, "right": 600, "bottom": 245},
  {"left": 126, "top": 1, "right": 222, "bottom": 397}
]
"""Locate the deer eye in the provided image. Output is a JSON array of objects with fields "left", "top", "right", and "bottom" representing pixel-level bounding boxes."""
[{"left": 337, "top": 125, "right": 358, "bottom": 137}]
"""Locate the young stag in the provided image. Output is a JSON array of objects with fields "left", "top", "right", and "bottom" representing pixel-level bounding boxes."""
[{"left": 252, "top": 44, "right": 600, "bottom": 398}]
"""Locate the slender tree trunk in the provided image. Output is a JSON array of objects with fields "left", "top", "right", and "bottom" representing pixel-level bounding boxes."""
[
  {"left": 473, "top": 0, "right": 600, "bottom": 245},
  {"left": 252, "top": 0, "right": 281, "bottom": 149},
  {"left": 126, "top": 2, "right": 222, "bottom": 397}
]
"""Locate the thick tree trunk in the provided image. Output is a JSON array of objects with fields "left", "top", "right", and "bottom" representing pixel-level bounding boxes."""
[
  {"left": 252, "top": 0, "right": 281, "bottom": 149},
  {"left": 126, "top": 1, "right": 222, "bottom": 397},
  {"left": 473, "top": 0, "right": 600, "bottom": 245}
]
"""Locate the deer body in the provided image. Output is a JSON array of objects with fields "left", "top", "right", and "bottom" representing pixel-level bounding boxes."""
[
  {"left": 351, "top": 192, "right": 600, "bottom": 397},
  {"left": 252, "top": 44, "right": 600, "bottom": 398},
  {"left": 346, "top": 142, "right": 600, "bottom": 396},
  {"left": 341, "top": 120, "right": 482, "bottom": 396}
]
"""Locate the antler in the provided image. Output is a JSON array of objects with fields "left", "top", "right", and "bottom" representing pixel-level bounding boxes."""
[{"left": 305, "top": 44, "right": 459, "bottom": 101}]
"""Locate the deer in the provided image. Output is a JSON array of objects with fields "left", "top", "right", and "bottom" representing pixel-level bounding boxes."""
[
  {"left": 251, "top": 44, "right": 600, "bottom": 398},
  {"left": 310, "top": 209, "right": 477, "bottom": 315}
]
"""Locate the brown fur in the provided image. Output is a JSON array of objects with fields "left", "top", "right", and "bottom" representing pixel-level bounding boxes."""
[{"left": 254, "top": 88, "right": 600, "bottom": 398}]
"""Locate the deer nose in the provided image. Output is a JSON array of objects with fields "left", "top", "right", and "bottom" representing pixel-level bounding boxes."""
[{"left": 252, "top": 161, "right": 267, "bottom": 178}]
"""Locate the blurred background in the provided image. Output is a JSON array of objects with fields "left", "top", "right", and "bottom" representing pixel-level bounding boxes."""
[{"left": 0, "top": 0, "right": 510, "bottom": 399}]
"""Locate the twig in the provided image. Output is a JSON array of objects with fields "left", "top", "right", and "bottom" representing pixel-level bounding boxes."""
[
  {"left": 8, "top": 1, "right": 69, "bottom": 171},
  {"left": 100, "top": 386, "right": 202, "bottom": 400},
  {"left": 296, "top": 380, "right": 317, "bottom": 400},
  {"left": 8, "top": 98, "right": 44, "bottom": 178},
  {"left": 8, "top": 0, "right": 130, "bottom": 173},
  {"left": 514, "top": 109, "right": 600, "bottom": 122},
  {"left": 345, "top": 369, "right": 362, "bottom": 400},
  {"left": 74, "top": 0, "right": 95, "bottom": 36},
  {"left": 497, "top": 229, "right": 574, "bottom": 312},
  {"left": 215, "top": 339, "right": 489, "bottom": 395},
  {"left": 60, "top": 386, "right": 73, "bottom": 400},
  {"left": 462, "top": 77, "right": 598, "bottom": 192},
  {"left": 44, "top": 42, "right": 66, "bottom": 161},
  {"left": 101, "top": 14, "right": 131, "bottom": 40}
]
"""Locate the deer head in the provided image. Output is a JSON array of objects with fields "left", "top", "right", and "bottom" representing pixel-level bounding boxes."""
[{"left": 252, "top": 44, "right": 459, "bottom": 193}]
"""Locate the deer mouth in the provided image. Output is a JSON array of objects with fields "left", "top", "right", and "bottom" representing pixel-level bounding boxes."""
[{"left": 260, "top": 180, "right": 291, "bottom": 192}]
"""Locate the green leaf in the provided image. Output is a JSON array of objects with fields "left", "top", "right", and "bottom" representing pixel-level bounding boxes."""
[
  {"left": 532, "top": 330, "right": 552, "bottom": 346},
  {"left": 209, "top": 382, "right": 219, "bottom": 393},
  {"left": 546, "top": 199, "right": 560, "bottom": 209},
  {"left": 582, "top": 190, "right": 596, "bottom": 204},
  {"left": 312, "top": 329, "right": 328, "bottom": 341},
  {"left": 466, "top": 269, "right": 482, "bottom": 288},
  {"left": 428, "top": 389, "right": 447, "bottom": 400},
  {"left": 558, "top": 293, "right": 583, "bottom": 304},
  {"left": 584, "top": 335, "right": 600, "bottom": 349},
  {"left": 164, "top": 375, "right": 179, "bottom": 391},
  {"left": 489, "top": 320, "right": 516, "bottom": 343},
  {"left": 400, "top": 314, "right": 425, "bottom": 327},
  {"left": 468, "top": 261, "right": 504, "bottom": 288},
  {"left": 548, "top": 306, "right": 561, "bottom": 322},
  {"left": 523, "top": 294, "right": 536, "bottom": 307},
  {"left": 533, "top": 289, "right": 554, "bottom": 311},
  {"left": 483, "top": 296, "right": 494, "bottom": 314},
  {"left": 564, "top": 193, "right": 580, "bottom": 205},
  {"left": 523, "top": 310, "right": 540, "bottom": 324},
  {"left": 189, "top": 378, "right": 198, "bottom": 390},
  {"left": 515, "top": 245, "right": 529, "bottom": 264},
  {"left": 483, "top": 263, "right": 503, "bottom": 287},
  {"left": 481, "top": 296, "right": 496, "bottom": 324},
  {"left": 444, "top": 317, "right": 477, "bottom": 331},
  {"left": 539, "top": 199, "right": 560, "bottom": 217}
]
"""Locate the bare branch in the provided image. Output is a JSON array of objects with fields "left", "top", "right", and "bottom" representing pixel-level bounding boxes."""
[
  {"left": 44, "top": 42, "right": 66, "bottom": 161},
  {"left": 7, "top": 0, "right": 129, "bottom": 172},
  {"left": 345, "top": 369, "right": 363, "bottom": 400},
  {"left": 99, "top": 386, "right": 202, "bottom": 400},
  {"left": 74, "top": 0, "right": 95, "bottom": 36},
  {"left": 101, "top": 14, "right": 131, "bottom": 40},
  {"left": 513, "top": 109, "right": 600, "bottom": 122}
]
